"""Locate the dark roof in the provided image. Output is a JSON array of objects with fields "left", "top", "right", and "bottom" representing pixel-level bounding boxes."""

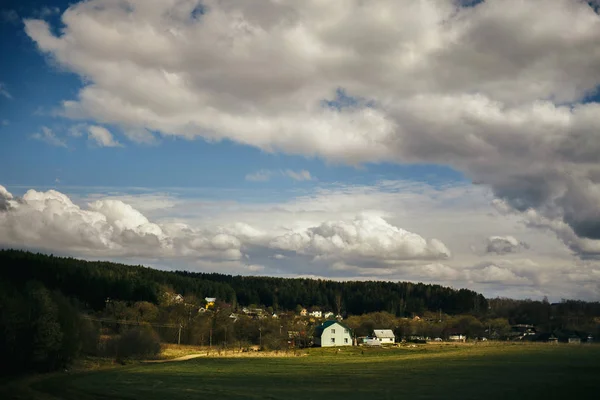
[{"left": 314, "top": 320, "right": 352, "bottom": 337}]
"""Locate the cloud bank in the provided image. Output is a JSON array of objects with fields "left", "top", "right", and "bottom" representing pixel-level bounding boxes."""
[
  {"left": 0, "top": 185, "right": 448, "bottom": 266},
  {"left": 22, "top": 0, "right": 600, "bottom": 259},
  {"left": 2, "top": 183, "right": 599, "bottom": 300}
]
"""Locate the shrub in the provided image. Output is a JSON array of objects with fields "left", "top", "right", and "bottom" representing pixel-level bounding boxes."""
[{"left": 115, "top": 326, "right": 161, "bottom": 360}]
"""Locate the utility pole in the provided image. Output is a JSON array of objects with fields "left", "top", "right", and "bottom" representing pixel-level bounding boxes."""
[
  {"left": 178, "top": 323, "right": 182, "bottom": 345},
  {"left": 259, "top": 327, "right": 262, "bottom": 348},
  {"left": 209, "top": 328, "right": 213, "bottom": 348}
]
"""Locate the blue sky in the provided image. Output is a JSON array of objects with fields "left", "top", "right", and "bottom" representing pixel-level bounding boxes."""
[
  {"left": 2, "top": 0, "right": 600, "bottom": 301},
  {"left": 0, "top": 0, "right": 465, "bottom": 193}
]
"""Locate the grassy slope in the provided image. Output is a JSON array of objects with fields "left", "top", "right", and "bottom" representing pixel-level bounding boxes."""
[{"left": 8, "top": 343, "right": 600, "bottom": 400}]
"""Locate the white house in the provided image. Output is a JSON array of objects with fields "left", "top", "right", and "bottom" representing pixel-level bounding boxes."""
[
  {"left": 172, "top": 294, "right": 184, "bottom": 303},
  {"left": 314, "top": 321, "right": 353, "bottom": 347},
  {"left": 373, "top": 329, "right": 395, "bottom": 344},
  {"left": 448, "top": 334, "right": 466, "bottom": 342},
  {"left": 309, "top": 310, "right": 323, "bottom": 318}
]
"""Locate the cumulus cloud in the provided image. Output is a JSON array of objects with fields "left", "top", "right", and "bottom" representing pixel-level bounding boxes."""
[
  {"left": 0, "top": 185, "right": 453, "bottom": 269},
  {"left": 22, "top": 0, "right": 600, "bottom": 257},
  {"left": 0, "top": 185, "right": 243, "bottom": 261},
  {"left": 486, "top": 235, "right": 529, "bottom": 255},
  {"left": 31, "top": 126, "right": 67, "bottom": 147},
  {"left": 270, "top": 213, "right": 450, "bottom": 263},
  {"left": 88, "top": 125, "right": 122, "bottom": 147},
  {"left": 0, "top": 186, "right": 15, "bottom": 211},
  {"left": 493, "top": 198, "right": 600, "bottom": 259}
]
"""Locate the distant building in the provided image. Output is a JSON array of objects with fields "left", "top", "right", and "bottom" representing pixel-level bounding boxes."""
[
  {"left": 309, "top": 310, "right": 322, "bottom": 318},
  {"left": 360, "top": 337, "right": 381, "bottom": 346},
  {"left": 314, "top": 321, "right": 353, "bottom": 347},
  {"left": 323, "top": 312, "right": 334, "bottom": 319},
  {"left": 509, "top": 324, "right": 536, "bottom": 340},
  {"left": 568, "top": 336, "right": 581, "bottom": 345},
  {"left": 373, "top": 329, "right": 395, "bottom": 344},
  {"left": 300, "top": 308, "right": 308, "bottom": 317},
  {"left": 173, "top": 294, "right": 184, "bottom": 303},
  {"left": 205, "top": 297, "right": 216, "bottom": 309}
]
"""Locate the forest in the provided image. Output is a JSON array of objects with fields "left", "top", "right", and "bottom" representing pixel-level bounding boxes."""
[
  {"left": 0, "top": 249, "right": 487, "bottom": 316},
  {"left": 1, "top": 249, "right": 599, "bottom": 377}
]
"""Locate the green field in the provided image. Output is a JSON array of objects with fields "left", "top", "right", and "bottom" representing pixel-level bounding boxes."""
[{"left": 5, "top": 343, "right": 600, "bottom": 400}]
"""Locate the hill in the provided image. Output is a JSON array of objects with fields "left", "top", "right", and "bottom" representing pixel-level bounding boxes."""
[{"left": 0, "top": 249, "right": 486, "bottom": 316}]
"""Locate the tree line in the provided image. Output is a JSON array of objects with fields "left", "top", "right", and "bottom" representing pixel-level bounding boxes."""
[{"left": 0, "top": 250, "right": 486, "bottom": 316}]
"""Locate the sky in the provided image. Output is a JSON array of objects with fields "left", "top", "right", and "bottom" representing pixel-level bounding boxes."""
[{"left": 2, "top": 0, "right": 600, "bottom": 302}]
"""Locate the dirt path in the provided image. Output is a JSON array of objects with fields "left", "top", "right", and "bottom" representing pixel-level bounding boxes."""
[
  {"left": 145, "top": 350, "right": 307, "bottom": 363},
  {"left": 144, "top": 354, "right": 205, "bottom": 363}
]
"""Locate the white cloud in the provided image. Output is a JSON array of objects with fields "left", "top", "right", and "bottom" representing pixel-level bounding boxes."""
[
  {"left": 31, "top": 126, "right": 67, "bottom": 147},
  {"left": 88, "top": 125, "right": 122, "bottom": 147},
  {"left": 22, "top": 0, "right": 600, "bottom": 254},
  {"left": 68, "top": 123, "right": 86, "bottom": 137},
  {"left": 246, "top": 169, "right": 314, "bottom": 182},
  {"left": 0, "top": 83, "right": 12, "bottom": 99},
  {"left": 3, "top": 182, "right": 600, "bottom": 300},
  {"left": 486, "top": 235, "right": 529, "bottom": 255},
  {"left": 0, "top": 185, "right": 243, "bottom": 261},
  {"left": 283, "top": 169, "right": 313, "bottom": 181},
  {"left": 270, "top": 213, "right": 450, "bottom": 263}
]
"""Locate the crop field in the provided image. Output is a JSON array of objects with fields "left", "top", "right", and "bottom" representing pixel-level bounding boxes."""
[{"left": 5, "top": 343, "right": 600, "bottom": 400}]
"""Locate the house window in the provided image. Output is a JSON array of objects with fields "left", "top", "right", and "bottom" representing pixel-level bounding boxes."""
[
  {"left": 331, "top": 338, "right": 336, "bottom": 343},
  {"left": 344, "top": 338, "right": 348, "bottom": 344},
  {"left": 331, "top": 329, "right": 336, "bottom": 334}
]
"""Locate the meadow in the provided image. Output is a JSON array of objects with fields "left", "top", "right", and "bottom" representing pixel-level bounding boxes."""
[{"left": 4, "top": 343, "right": 600, "bottom": 400}]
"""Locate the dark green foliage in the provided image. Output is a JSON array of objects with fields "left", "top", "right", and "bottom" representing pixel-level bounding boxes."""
[
  {"left": 0, "top": 250, "right": 488, "bottom": 316},
  {"left": 0, "top": 250, "right": 235, "bottom": 311},
  {"left": 114, "top": 326, "right": 161, "bottom": 360},
  {"left": 0, "top": 279, "right": 85, "bottom": 375}
]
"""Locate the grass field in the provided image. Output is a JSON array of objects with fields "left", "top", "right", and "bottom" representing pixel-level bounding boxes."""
[{"left": 5, "top": 343, "right": 600, "bottom": 400}]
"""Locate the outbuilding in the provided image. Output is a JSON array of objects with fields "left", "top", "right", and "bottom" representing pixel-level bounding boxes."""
[{"left": 373, "top": 329, "right": 395, "bottom": 344}]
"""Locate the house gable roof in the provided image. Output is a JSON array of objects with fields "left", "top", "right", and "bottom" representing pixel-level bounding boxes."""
[
  {"left": 373, "top": 329, "right": 395, "bottom": 338},
  {"left": 314, "top": 320, "right": 352, "bottom": 337}
]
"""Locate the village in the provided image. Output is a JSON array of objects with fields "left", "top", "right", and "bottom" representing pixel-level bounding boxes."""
[{"left": 167, "top": 294, "right": 595, "bottom": 349}]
